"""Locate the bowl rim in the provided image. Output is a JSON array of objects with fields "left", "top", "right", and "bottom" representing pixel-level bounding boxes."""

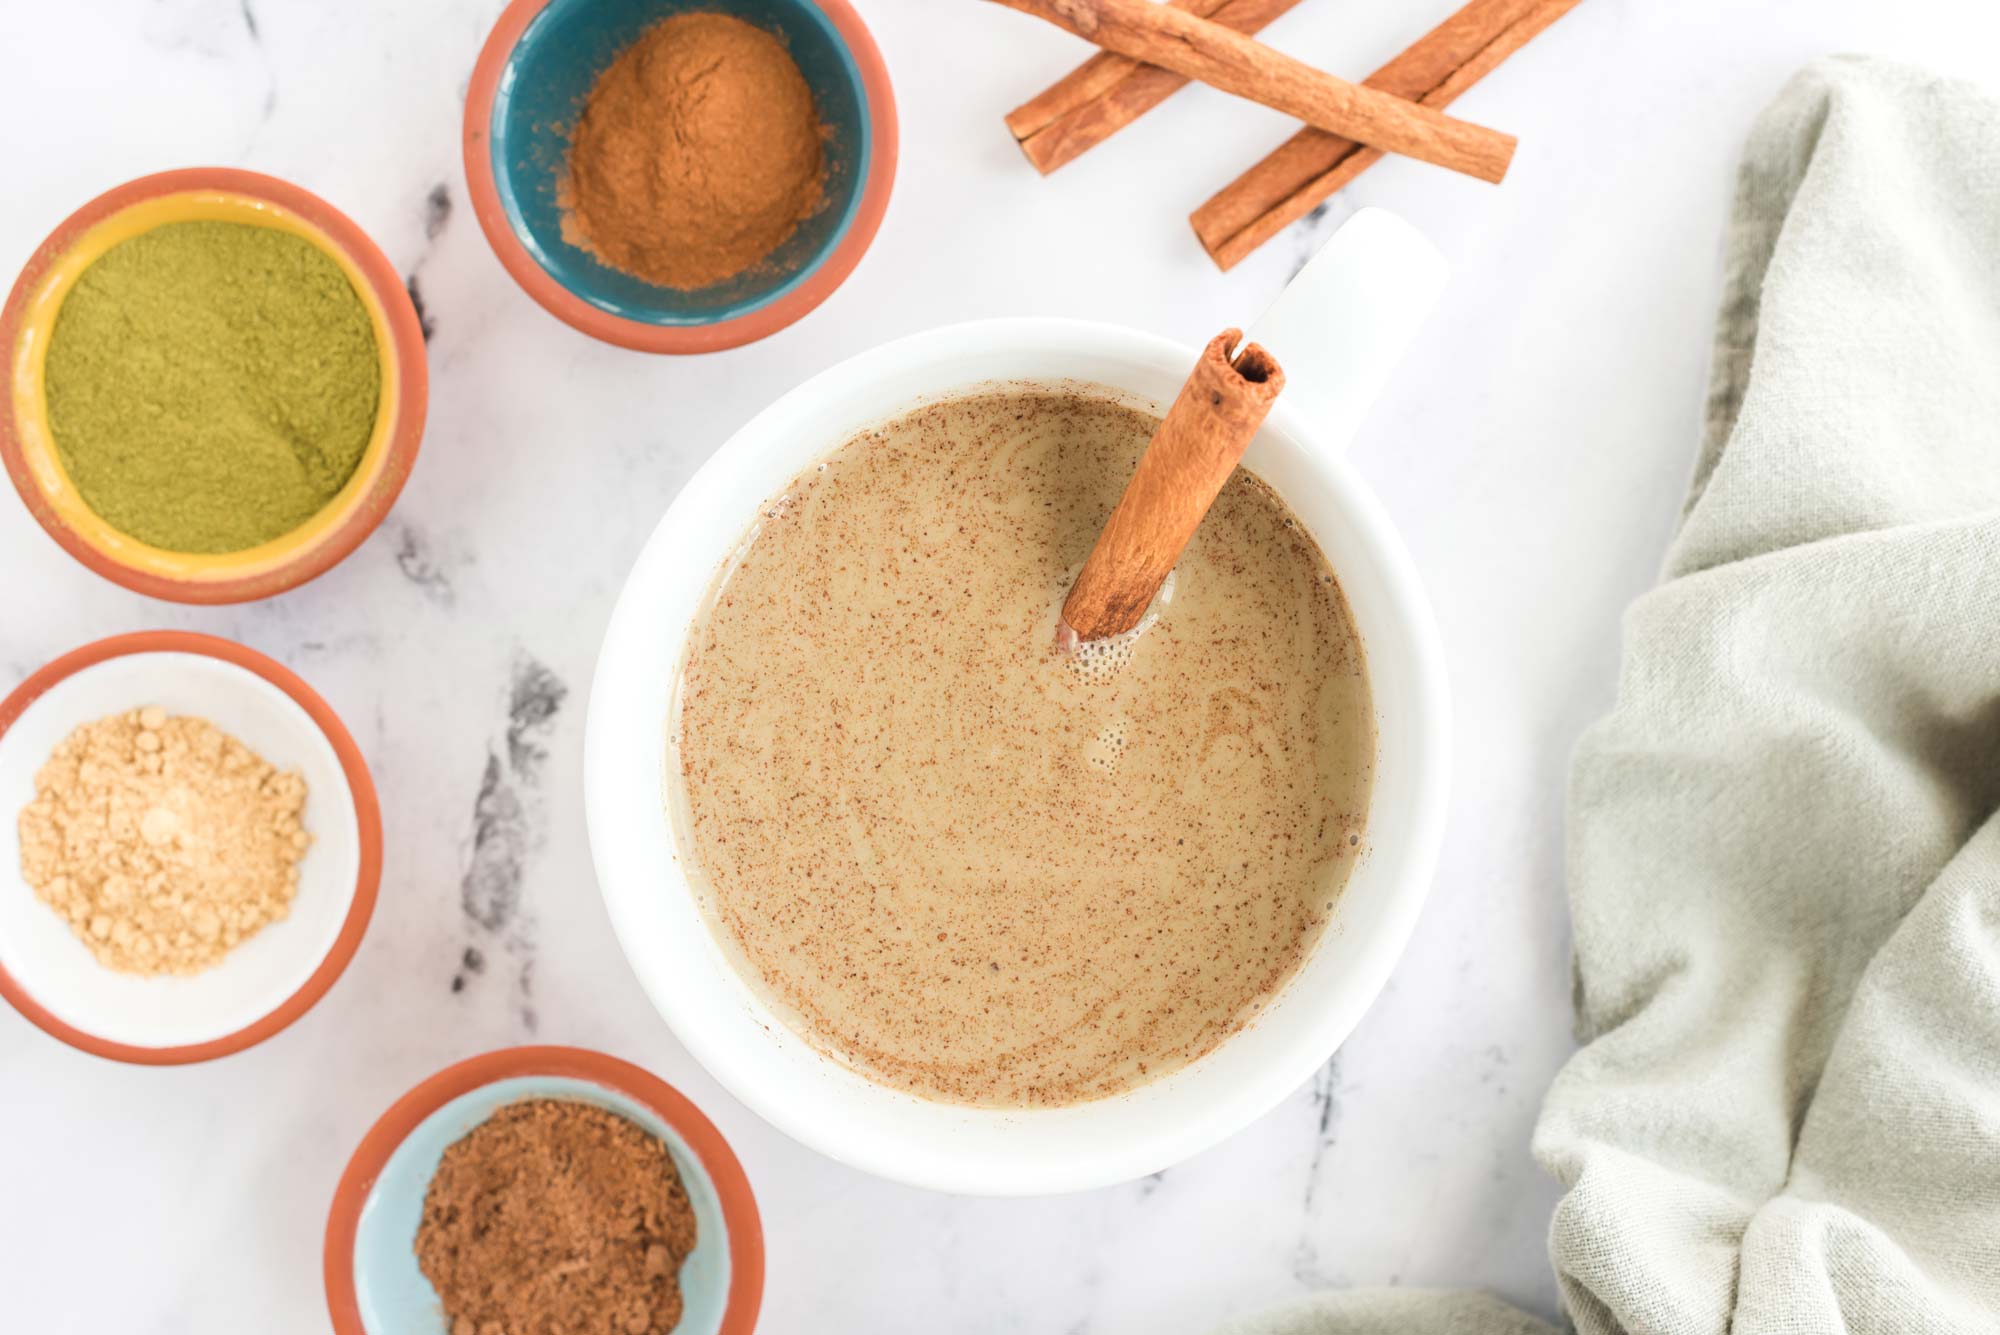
[
  {"left": 461, "top": 0, "right": 899, "bottom": 355},
  {"left": 0, "top": 630, "right": 383, "bottom": 1064},
  {"left": 323, "top": 1044, "right": 765, "bottom": 1335},
  {"left": 0, "top": 167, "right": 429, "bottom": 605}
]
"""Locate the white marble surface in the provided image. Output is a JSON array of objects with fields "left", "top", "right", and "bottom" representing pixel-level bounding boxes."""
[{"left": 3, "top": 2, "right": 1997, "bottom": 1331}]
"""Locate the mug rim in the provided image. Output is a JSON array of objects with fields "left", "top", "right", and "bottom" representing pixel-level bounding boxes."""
[{"left": 585, "top": 317, "right": 1451, "bottom": 1193}]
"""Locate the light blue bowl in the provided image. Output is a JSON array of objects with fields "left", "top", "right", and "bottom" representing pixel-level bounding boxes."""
[
  {"left": 464, "top": 0, "right": 898, "bottom": 352},
  {"left": 329, "top": 1056, "right": 762, "bottom": 1335}
]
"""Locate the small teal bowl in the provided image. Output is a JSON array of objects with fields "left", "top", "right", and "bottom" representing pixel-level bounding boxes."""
[
  {"left": 464, "top": 0, "right": 897, "bottom": 353},
  {"left": 325, "top": 1046, "right": 764, "bottom": 1335}
]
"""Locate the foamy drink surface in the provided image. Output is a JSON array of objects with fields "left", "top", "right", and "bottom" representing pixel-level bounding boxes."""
[{"left": 673, "top": 391, "right": 1373, "bottom": 1106}]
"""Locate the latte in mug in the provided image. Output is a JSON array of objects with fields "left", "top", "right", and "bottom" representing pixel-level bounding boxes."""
[{"left": 671, "top": 389, "right": 1373, "bottom": 1107}]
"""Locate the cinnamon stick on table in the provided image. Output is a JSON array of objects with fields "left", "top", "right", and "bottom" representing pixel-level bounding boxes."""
[
  {"left": 1005, "top": 0, "right": 1306, "bottom": 175},
  {"left": 1061, "top": 330, "right": 1284, "bottom": 643},
  {"left": 988, "top": 0, "right": 1517, "bottom": 185},
  {"left": 1193, "top": 0, "right": 1584, "bottom": 270}
]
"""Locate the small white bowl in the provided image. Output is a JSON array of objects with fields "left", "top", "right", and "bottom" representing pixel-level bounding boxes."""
[{"left": 0, "top": 631, "right": 380, "bottom": 1063}]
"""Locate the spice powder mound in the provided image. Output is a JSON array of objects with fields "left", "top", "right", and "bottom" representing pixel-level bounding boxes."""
[
  {"left": 44, "top": 220, "right": 381, "bottom": 554},
  {"left": 561, "top": 11, "right": 825, "bottom": 290},
  {"left": 17, "top": 707, "right": 311, "bottom": 976},
  {"left": 415, "top": 1099, "right": 699, "bottom": 1335}
]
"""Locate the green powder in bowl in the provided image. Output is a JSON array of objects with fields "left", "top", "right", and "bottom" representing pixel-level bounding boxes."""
[{"left": 43, "top": 220, "right": 381, "bottom": 555}]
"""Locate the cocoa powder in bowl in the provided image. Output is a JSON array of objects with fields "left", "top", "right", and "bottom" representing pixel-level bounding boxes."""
[
  {"left": 561, "top": 11, "right": 826, "bottom": 290},
  {"left": 414, "top": 1099, "right": 698, "bottom": 1335}
]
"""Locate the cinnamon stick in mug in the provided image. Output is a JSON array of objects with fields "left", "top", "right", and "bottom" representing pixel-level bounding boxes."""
[
  {"left": 1004, "top": 0, "right": 1307, "bottom": 175},
  {"left": 1193, "top": 0, "right": 1583, "bottom": 269},
  {"left": 987, "top": 0, "right": 1516, "bottom": 185},
  {"left": 1061, "top": 330, "right": 1284, "bottom": 643}
]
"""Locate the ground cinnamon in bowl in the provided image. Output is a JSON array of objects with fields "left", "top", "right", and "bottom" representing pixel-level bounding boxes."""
[
  {"left": 562, "top": 12, "right": 826, "bottom": 290},
  {"left": 415, "top": 1099, "right": 698, "bottom": 1335}
]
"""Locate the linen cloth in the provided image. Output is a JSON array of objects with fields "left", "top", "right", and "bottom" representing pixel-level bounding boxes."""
[{"left": 1218, "top": 55, "right": 2000, "bottom": 1335}]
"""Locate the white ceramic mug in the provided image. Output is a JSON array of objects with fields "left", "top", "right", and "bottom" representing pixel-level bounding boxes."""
[{"left": 586, "top": 209, "right": 1452, "bottom": 1195}]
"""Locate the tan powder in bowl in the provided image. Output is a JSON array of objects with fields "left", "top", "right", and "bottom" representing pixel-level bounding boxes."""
[{"left": 17, "top": 707, "right": 309, "bottom": 975}]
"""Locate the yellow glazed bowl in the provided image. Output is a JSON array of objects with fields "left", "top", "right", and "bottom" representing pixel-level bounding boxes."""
[{"left": 1, "top": 168, "right": 428, "bottom": 604}]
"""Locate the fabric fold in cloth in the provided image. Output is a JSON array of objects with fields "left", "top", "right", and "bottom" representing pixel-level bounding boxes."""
[{"left": 1215, "top": 55, "right": 2000, "bottom": 1335}]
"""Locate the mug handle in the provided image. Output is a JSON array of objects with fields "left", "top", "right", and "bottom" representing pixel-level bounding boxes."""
[{"left": 1241, "top": 207, "right": 1448, "bottom": 454}]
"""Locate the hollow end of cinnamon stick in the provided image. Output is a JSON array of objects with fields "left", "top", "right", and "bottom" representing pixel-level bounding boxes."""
[
  {"left": 1059, "top": 330, "right": 1286, "bottom": 644},
  {"left": 1231, "top": 342, "right": 1280, "bottom": 384}
]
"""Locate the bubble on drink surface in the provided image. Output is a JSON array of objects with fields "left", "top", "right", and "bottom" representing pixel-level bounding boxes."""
[
  {"left": 1067, "top": 633, "right": 1133, "bottom": 685},
  {"left": 1064, "top": 570, "right": 1174, "bottom": 686},
  {"left": 1085, "top": 717, "right": 1131, "bottom": 773}
]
